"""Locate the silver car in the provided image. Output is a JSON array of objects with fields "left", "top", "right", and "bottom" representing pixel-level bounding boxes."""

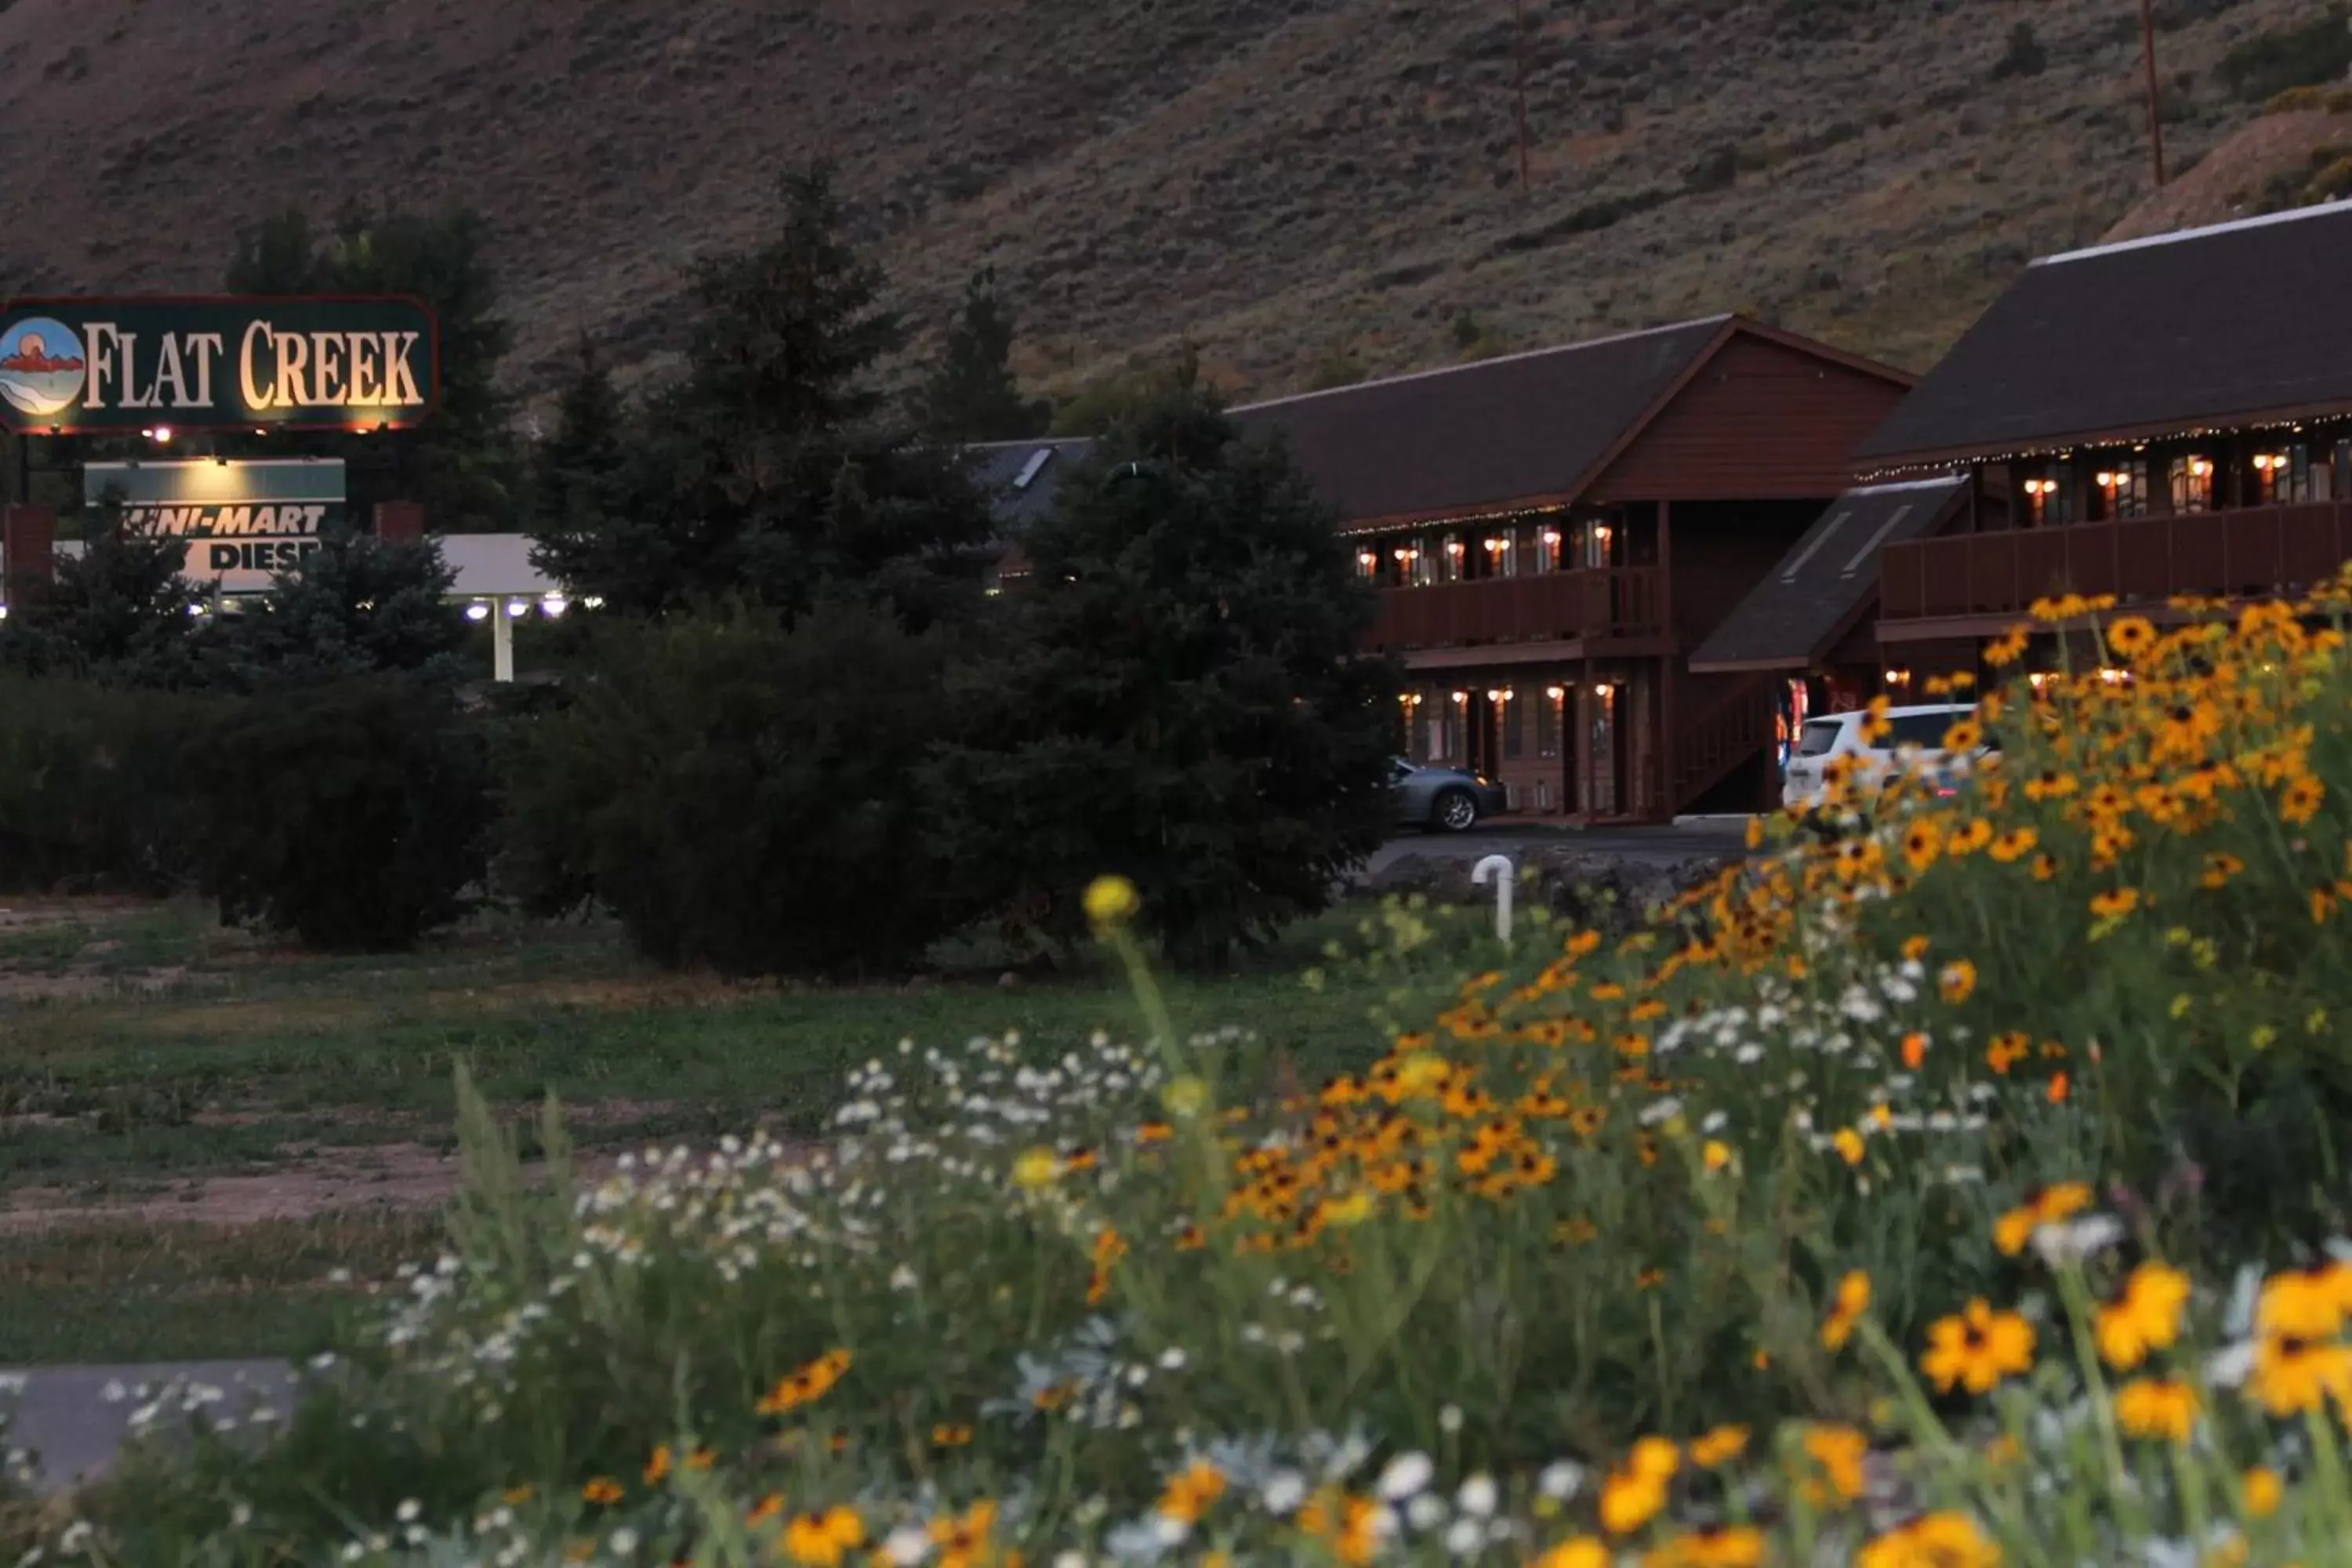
[{"left": 1390, "top": 758, "right": 1510, "bottom": 833}]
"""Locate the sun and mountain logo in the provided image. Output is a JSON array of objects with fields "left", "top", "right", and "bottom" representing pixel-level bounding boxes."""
[{"left": 0, "top": 318, "right": 86, "bottom": 419}]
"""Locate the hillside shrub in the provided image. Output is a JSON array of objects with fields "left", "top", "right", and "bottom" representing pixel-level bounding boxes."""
[
  {"left": 29, "top": 582, "right": 2352, "bottom": 1564},
  {"left": 1990, "top": 20, "right": 2046, "bottom": 81},
  {"left": 2219, "top": 4, "right": 2352, "bottom": 103},
  {"left": 0, "top": 675, "right": 204, "bottom": 894},
  {"left": 180, "top": 676, "right": 494, "bottom": 951},
  {"left": 495, "top": 600, "right": 975, "bottom": 977}
]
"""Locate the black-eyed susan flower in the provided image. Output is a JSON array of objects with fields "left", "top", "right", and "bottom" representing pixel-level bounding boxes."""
[
  {"left": 1938, "top": 959, "right": 1977, "bottom": 1004},
  {"left": 1795, "top": 1424, "right": 1869, "bottom": 1507},
  {"left": 1688, "top": 1425, "right": 1749, "bottom": 1468},
  {"left": 2243, "top": 1466, "right": 2284, "bottom": 1519},
  {"left": 1820, "top": 1270, "right": 1871, "bottom": 1352},
  {"left": 1156, "top": 1459, "right": 1227, "bottom": 1525},
  {"left": 1920, "top": 1300, "right": 2035, "bottom": 1394},
  {"left": 757, "top": 1348, "right": 852, "bottom": 1416},
  {"left": 1988, "top": 826, "right": 2038, "bottom": 863},
  {"left": 583, "top": 1477, "right": 624, "bottom": 1505},
  {"left": 2106, "top": 615, "right": 2158, "bottom": 659},
  {"left": 2089, "top": 886, "right": 2142, "bottom": 920},
  {"left": 2201, "top": 851, "right": 2245, "bottom": 889},
  {"left": 2281, "top": 774, "right": 2326, "bottom": 825},
  {"left": 2250, "top": 1332, "right": 2352, "bottom": 1417},
  {"left": 783, "top": 1507, "right": 866, "bottom": 1568},
  {"left": 2113, "top": 1377, "right": 2199, "bottom": 1443},
  {"left": 1855, "top": 1511, "right": 1999, "bottom": 1568},
  {"left": 1994, "top": 1181, "right": 2093, "bottom": 1255}
]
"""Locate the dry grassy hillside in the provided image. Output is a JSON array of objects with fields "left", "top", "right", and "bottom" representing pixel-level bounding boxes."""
[{"left": 0, "top": 0, "right": 2321, "bottom": 405}]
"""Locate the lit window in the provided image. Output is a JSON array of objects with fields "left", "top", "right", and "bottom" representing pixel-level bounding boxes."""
[
  {"left": 2092, "top": 459, "right": 2149, "bottom": 519},
  {"left": 2255, "top": 445, "right": 2319, "bottom": 505},
  {"left": 2168, "top": 455, "right": 2214, "bottom": 514},
  {"left": 1537, "top": 684, "right": 1563, "bottom": 759},
  {"left": 1534, "top": 523, "right": 1563, "bottom": 574},
  {"left": 2019, "top": 467, "right": 2074, "bottom": 526}
]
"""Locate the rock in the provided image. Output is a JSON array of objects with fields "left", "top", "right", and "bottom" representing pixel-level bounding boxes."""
[
  {"left": 1530, "top": 848, "right": 1737, "bottom": 936},
  {"left": 1356, "top": 844, "right": 1737, "bottom": 939},
  {"left": 996, "top": 971, "right": 1021, "bottom": 989}
]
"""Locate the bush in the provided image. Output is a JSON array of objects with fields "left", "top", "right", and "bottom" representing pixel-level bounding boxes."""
[
  {"left": 0, "top": 675, "right": 204, "bottom": 893},
  {"left": 495, "top": 600, "right": 974, "bottom": 977},
  {"left": 1990, "top": 20, "right": 2046, "bottom": 81},
  {"left": 180, "top": 676, "right": 494, "bottom": 950},
  {"left": 2218, "top": 4, "right": 2352, "bottom": 103}
]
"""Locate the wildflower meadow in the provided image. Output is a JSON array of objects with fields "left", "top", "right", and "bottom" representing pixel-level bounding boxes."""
[{"left": 13, "top": 581, "right": 2352, "bottom": 1567}]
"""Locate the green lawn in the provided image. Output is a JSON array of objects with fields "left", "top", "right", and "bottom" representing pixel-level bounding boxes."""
[{"left": 0, "top": 898, "right": 1409, "bottom": 1362}]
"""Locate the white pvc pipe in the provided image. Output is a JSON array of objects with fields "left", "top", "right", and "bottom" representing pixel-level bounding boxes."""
[{"left": 1471, "top": 854, "right": 1515, "bottom": 947}]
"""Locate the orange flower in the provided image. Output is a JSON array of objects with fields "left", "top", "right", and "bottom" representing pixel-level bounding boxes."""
[
  {"left": 2047, "top": 1072, "right": 2071, "bottom": 1104},
  {"left": 1900, "top": 1033, "right": 1929, "bottom": 1069}
]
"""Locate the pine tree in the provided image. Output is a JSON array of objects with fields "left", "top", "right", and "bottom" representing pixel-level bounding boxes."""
[
  {"left": 207, "top": 530, "right": 469, "bottom": 693},
  {"left": 918, "top": 267, "right": 1051, "bottom": 443},
  {"left": 226, "top": 204, "right": 521, "bottom": 533},
  {"left": 533, "top": 163, "right": 995, "bottom": 624},
  {"left": 532, "top": 336, "right": 630, "bottom": 531},
  {"left": 922, "top": 365, "right": 1401, "bottom": 969},
  {"left": 0, "top": 502, "right": 206, "bottom": 688}
]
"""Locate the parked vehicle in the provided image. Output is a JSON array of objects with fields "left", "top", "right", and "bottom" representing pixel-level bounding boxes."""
[
  {"left": 1780, "top": 703, "right": 1992, "bottom": 808},
  {"left": 1390, "top": 758, "right": 1511, "bottom": 833}
]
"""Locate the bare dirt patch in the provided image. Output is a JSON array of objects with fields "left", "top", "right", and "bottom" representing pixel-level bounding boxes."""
[
  {"left": 0, "top": 1143, "right": 620, "bottom": 1232},
  {"left": 2102, "top": 109, "right": 2351, "bottom": 243}
]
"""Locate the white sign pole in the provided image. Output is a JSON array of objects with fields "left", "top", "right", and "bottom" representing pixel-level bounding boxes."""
[
  {"left": 1471, "top": 854, "right": 1515, "bottom": 947},
  {"left": 492, "top": 606, "right": 514, "bottom": 684}
]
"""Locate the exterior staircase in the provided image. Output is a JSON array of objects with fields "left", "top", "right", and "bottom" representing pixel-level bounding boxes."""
[{"left": 1671, "top": 672, "right": 1776, "bottom": 816}]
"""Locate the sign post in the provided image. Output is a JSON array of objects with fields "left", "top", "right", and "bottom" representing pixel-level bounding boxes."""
[{"left": 0, "top": 297, "right": 439, "bottom": 434}]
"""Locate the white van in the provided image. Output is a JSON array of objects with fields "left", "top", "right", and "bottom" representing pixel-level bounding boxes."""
[{"left": 1781, "top": 702, "right": 1988, "bottom": 808}]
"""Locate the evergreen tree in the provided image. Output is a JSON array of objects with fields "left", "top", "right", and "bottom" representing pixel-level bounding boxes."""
[
  {"left": 922, "top": 367, "right": 1400, "bottom": 970},
  {"left": 204, "top": 531, "right": 470, "bottom": 693},
  {"left": 532, "top": 165, "right": 995, "bottom": 624},
  {"left": 531, "top": 336, "right": 630, "bottom": 535},
  {"left": 0, "top": 503, "right": 206, "bottom": 688},
  {"left": 918, "top": 267, "right": 1051, "bottom": 443},
  {"left": 226, "top": 204, "right": 521, "bottom": 533}
]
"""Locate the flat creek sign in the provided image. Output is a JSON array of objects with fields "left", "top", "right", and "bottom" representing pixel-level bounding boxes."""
[
  {"left": 0, "top": 296, "right": 438, "bottom": 433},
  {"left": 85, "top": 459, "right": 347, "bottom": 594}
]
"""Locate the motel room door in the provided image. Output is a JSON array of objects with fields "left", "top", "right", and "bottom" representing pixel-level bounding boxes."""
[{"left": 1578, "top": 684, "right": 1619, "bottom": 819}]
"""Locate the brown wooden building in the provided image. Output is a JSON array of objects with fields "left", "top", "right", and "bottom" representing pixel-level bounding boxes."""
[
  {"left": 1711, "top": 199, "right": 2352, "bottom": 697},
  {"left": 1226, "top": 313, "right": 1915, "bottom": 821}
]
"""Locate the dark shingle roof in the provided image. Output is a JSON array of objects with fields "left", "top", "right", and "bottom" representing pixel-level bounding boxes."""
[
  {"left": 1229, "top": 316, "right": 1734, "bottom": 524},
  {"left": 1857, "top": 201, "right": 2352, "bottom": 470},
  {"left": 965, "top": 437, "right": 1096, "bottom": 534},
  {"left": 1688, "top": 476, "right": 1967, "bottom": 672}
]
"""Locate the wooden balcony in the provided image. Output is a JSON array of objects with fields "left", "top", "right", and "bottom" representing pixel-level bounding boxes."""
[
  {"left": 1879, "top": 502, "right": 2352, "bottom": 630},
  {"left": 1369, "top": 568, "right": 1664, "bottom": 650}
]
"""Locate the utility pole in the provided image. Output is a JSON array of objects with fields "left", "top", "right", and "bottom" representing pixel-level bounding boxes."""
[
  {"left": 1512, "top": 0, "right": 1533, "bottom": 198},
  {"left": 2140, "top": 0, "right": 2167, "bottom": 188}
]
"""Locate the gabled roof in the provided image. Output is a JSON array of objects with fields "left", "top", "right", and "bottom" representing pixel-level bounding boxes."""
[
  {"left": 965, "top": 437, "right": 1096, "bottom": 534},
  {"left": 1229, "top": 316, "right": 1734, "bottom": 526},
  {"left": 1230, "top": 314, "right": 1911, "bottom": 528},
  {"left": 1857, "top": 200, "right": 2352, "bottom": 472},
  {"left": 1688, "top": 476, "right": 1968, "bottom": 673}
]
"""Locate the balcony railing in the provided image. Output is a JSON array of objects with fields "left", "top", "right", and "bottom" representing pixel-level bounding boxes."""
[
  {"left": 1368, "top": 567, "right": 1664, "bottom": 650},
  {"left": 1879, "top": 502, "right": 2352, "bottom": 623}
]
